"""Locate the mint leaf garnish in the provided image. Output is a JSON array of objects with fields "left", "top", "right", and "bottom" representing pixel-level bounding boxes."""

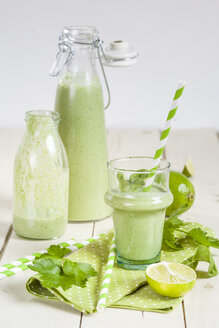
[{"left": 28, "top": 246, "right": 97, "bottom": 290}]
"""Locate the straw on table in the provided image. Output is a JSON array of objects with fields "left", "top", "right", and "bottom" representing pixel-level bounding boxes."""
[
  {"left": 0, "top": 234, "right": 105, "bottom": 280},
  {"left": 144, "top": 81, "right": 186, "bottom": 190},
  {"left": 97, "top": 234, "right": 116, "bottom": 312}
]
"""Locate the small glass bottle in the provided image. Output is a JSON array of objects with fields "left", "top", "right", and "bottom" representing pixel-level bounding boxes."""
[
  {"left": 52, "top": 26, "right": 112, "bottom": 221},
  {"left": 13, "top": 110, "right": 69, "bottom": 239}
]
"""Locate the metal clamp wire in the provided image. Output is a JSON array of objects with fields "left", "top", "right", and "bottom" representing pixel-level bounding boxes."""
[{"left": 94, "top": 37, "right": 111, "bottom": 110}]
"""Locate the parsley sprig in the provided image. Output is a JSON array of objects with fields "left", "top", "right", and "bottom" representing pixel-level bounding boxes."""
[
  {"left": 28, "top": 245, "right": 97, "bottom": 290},
  {"left": 163, "top": 207, "right": 219, "bottom": 277}
]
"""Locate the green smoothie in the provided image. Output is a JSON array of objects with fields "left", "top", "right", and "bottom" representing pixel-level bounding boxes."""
[
  {"left": 13, "top": 216, "right": 67, "bottom": 240},
  {"left": 55, "top": 73, "right": 111, "bottom": 221},
  {"left": 105, "top": 186, "right": 173, "bottom": 268},
  {"left": 13, "top": 112, "right": 69, "bottom": 239}
]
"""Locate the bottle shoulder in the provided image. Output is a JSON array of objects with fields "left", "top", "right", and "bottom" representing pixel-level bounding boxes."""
[{"left": 14, "top": 129, "right": 68, "bottom": 169}]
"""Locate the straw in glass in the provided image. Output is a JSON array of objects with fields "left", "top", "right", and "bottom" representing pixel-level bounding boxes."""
[{"left": 144, "top": 81, "right": 186, "bottom": 190}]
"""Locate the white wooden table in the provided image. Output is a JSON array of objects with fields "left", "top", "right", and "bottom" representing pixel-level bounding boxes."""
[{"left": 0, "top": 128, "right": 218, "bottom": 328}]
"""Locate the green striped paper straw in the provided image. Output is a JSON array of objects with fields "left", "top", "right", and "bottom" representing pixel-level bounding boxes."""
[
  {"left": 144, "top": 81, "right": 186, "bottom": 190},
  {"left": 96, "top": 234, "right": 116, "bottom": 312},
  {"left": 0, "top": 234, "right": 104, "bottom": 280}
]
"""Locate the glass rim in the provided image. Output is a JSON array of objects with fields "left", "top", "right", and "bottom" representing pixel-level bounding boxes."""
[
  {"left": 107, "top": 156, "right": 171, "bottom": 173},
  {"left": 25, "top": 110, "right": 60, "bottom": 122}
]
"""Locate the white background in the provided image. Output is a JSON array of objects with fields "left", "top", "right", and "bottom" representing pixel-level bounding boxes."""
[{"left": 1, "top": 0, "right": 219, "bottom": 130}]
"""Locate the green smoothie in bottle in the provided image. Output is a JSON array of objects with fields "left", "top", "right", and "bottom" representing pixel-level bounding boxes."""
[
  {"left": 13, "top": 111, "right": 69, "bottom": 239},
  {"left": 53, "top": 26, "right": 111, "bottom": 221}
]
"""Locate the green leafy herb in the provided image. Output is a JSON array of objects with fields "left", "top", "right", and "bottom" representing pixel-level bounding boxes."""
[
  {"left": 163, "top": 212, "right": 219, "bottom": 277},
  {"left": 35, "top": 253, "right": 62, "bottom": 266},
  {"left": 46, "top": 245, "right": 72, "bottom": 258},
  {"left": 117, "top": 169, "right": 166, "bottom": 192},
  {"left": 117, "top": 170, "right": 150, "bottom": 192},
  {"left": 63, "top": 260, "right": 97, "bottom": 278},
  {"left": 63, "top": 260, "right": 97, "bottom": 288},
  {"left": 167, "top": 204, "right": 189, "bottom": 218},
  {"left": 183, "top": 245, "right": 218, "bottom": 277},
  {"left": 29, "top": 258, "right": 61, "bottom": 275},
  {"left": 28, "top": 245, "right": 97, "bottom": 290},
  {"left": 163, "top": 214, "right": 186, "bottom": 250},
  {"left": 117, "top": 173, "right": 131, "bottom": 192},
  {"left": 187, "top": 228, "right": 219, "bottom": 249}
]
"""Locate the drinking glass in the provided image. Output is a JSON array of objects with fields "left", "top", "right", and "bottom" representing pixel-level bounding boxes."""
[{"left": 105, "top": 156, "right": 173, "bottom": 270}]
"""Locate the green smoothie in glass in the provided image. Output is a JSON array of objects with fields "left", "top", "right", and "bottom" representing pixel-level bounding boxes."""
[{"left": 105, "top": 157, "right": 173, "bottom": 270}]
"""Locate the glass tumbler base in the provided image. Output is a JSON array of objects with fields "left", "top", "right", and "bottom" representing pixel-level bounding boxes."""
[{"left": 116, "top": 251, "right": 161, "bottom": 270}]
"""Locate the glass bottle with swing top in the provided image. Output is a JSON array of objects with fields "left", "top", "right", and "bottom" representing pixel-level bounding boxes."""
[{"left": 50, "top": 26, "right": 112, "bottom": 222}]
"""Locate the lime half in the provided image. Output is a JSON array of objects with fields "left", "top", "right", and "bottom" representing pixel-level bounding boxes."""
[
  {"left": 182, "top": 158, "right": 194, "bottom": 177},
  {"left": 146, "top": 262, "right": 196, "bottom": 298}
]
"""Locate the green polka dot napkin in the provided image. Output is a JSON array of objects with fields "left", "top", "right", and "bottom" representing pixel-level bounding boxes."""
[{"left": 26, "top": 223, "right": 209, "bottom": 314}]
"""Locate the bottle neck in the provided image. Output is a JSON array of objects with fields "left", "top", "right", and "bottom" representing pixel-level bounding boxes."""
[
  {"left": 67, "top": 44, "right": 97, "bottom": 78},
  {"left": 25, "top": 111, "right": 59, "bottom": 135}
]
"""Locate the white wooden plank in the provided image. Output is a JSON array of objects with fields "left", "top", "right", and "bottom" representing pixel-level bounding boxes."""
[
  {"left": 165, "top": 128, "right": 219, "bottom": 223},
  {"left": 165, "top": 128, "right": 219, "bottom": 328},
  {"left": 82, "top": 308, "right": 146, "bottom": 328},
  {"left": 0, "top": 270, "right": 81, "bottom": 328},
  {"left": 0, "top": 128, "right": 24, "bottom": 250},
  {"left": 0, "top": 223, "right": 93, "bottom": 328},
  {"left": 82, "top": 130, "right": 185, "bottom": 328},
  {"left": 107, "top": 128, "right": 159, "bottom": 159},
  {"left": 82, "top": 307, "right": 185, "bottom": 328}
]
